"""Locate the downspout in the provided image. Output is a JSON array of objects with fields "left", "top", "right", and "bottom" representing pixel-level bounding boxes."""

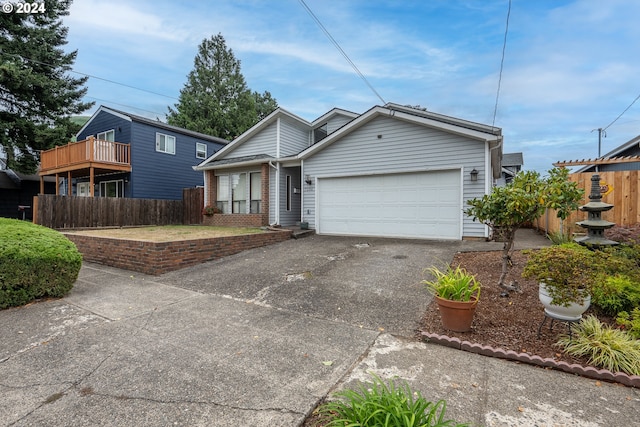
[
  {"left": 268, "top": 160, "right": 279, "bottom": 226},
  {"left": 274, "top": 117, "right": 281, "bottom": 226}
]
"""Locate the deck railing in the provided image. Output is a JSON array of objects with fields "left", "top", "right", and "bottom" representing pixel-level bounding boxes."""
[{"left": 40, "top": 137, "right": 130, "bottom": 173}]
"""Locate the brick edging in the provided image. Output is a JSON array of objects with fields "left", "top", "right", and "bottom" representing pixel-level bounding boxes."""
[{"left": 421, "top": 331, "right": 640, "bottom": 388}]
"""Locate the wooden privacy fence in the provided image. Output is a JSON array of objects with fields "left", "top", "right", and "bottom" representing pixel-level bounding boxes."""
[
  {"left": 34, "top": 187, "right": 204, "bottom": 229},
  {"left": 535, "top": 170, "right": 640, "bottom": 235}
]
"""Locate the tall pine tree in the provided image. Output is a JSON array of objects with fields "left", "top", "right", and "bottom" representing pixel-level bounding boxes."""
[
  {"left": 167, "top": 33, "right": 277, "bottom": 140},
  {"left": 0, "top": 0, "right": 92, "bottom": 173}
]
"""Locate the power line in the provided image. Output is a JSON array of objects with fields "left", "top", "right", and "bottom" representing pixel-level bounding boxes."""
[
  {"left": 84, "top": 96, "right": 167, "bottom": 118},
  {"left": 0, "top": 50, "right": 179, "bottom": 101},
  {"left": 298, "top": 0, "right": 386, "bottom": 105},
  {"left": 492, "top": 0, "right": 511, "bottom": 129},
  {"left": 603, "top": 92, "right": 640, "bottom": 131}
]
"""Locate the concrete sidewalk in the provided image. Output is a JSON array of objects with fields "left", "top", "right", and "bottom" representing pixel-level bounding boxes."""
[{"left": 0, "top": 230, "right": 638, "bottom": 426}]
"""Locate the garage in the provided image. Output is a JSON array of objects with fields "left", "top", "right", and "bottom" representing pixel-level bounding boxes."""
[{"left": 317, "top": 169, "right": 462, "bottom": 239}]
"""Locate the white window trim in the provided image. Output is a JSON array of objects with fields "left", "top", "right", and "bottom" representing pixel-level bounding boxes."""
[
  {"left": 155, "top": 132, "right": 176, "bottom": 155},
  {"left": 99, "top": 179, "right": 125, "bottom": 198},
  {"left": 216, "top": 170, "right": 262, "bottom": 214},
  {"left": 196, "top": 142, "right": 207, "bottom": 159},
  {"left": 97, "top": 129, "right": 115, "bottom": 141}
]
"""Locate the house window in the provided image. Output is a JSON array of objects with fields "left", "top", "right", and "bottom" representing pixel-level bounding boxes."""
[
  {"left": 313, "top": 123, "right": 328, "bottom": 143},
  {"left": 97, "top": 130, "right": 115, "bottom": 142},
  {"left": 156, "top": 133, "right": 176, "bottom": 154},
  {"left": 196, "top": 142, "right": 207, "bottom": 159},
  {"left": 99, "top": 179, "right": 124, "bottom": 198},
  {"left": 216, "top": 175, "right": 230, "bottom": 213},
  {"left": 216, "top": 171, "right": 262, "bottom": 214},
  {"left": 77, "top": 182, "right": 91, "bottom": 197},
  {"left": 232, "top": 173, "right": 247, "bottom": 213},
  {"left": 250, "top": 172, "right": 261, "bottom": 213},
  {"left": 286, "top": 175, "right": 291, "bottom": 211}
]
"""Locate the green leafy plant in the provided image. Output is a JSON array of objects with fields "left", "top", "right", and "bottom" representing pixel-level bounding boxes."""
[
  {"left": 423, "top": 265, "right": 481, "bottom": 302},
  {"left": 316, "top": 373, "right": 468, "bottom": 427},
  {"left": 522, "top": 243, "right": 600, "bottom": 307},
  {"left": 547, "top": 230, "right": 573, "bottom": 245},
  {"left": 0, "top": 218, "right": 82, "bottom": 309},
  {"left": 202, "top": 204, "right": 222, "bottom": 215},
  {"left": 556, "top": 316, "right": 640, "bottom": 376},
  {"left": 591, "top": 274, "right": 640, "bottom": 316},
  {"left": 617, "top": 308, "right": 640, "bottom": 339}
]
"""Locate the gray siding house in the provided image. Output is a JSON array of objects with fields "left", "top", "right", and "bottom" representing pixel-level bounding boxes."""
[{"left": 195, "top": 103, "right": 503, "bottom": 240}]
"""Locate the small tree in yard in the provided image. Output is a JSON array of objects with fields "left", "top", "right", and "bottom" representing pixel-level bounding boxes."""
[
  {"left": 466, "top": 170, "right": 546, "bottom": 291},
  {"left": 465, "top": 167, "right": 584, "bottom": 292},
  {"left": 544, "top": 167, "right": 584, "bottom": 236}
]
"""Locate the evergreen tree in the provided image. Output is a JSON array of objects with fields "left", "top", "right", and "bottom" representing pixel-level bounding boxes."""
[
  {"left": 0, "top": 0, "right": 92, "bottom": 173},
  {"left": 167, "top": 33, "right": 277, "bottom": 140}
]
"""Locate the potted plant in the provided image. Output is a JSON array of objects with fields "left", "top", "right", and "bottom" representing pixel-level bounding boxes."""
[
  {"left": 522, "top": 243, "right": 599, "bottom": 321},
  {"left": 423, "top": 265, "right": 481, "bottom": 332},
  {"left": 202, "top": 205, "right": 221, "bottom": 216}
]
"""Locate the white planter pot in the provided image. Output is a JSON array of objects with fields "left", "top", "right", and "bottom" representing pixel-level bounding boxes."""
[{"left": 539, "top": 282, "right": 591, "bottom": 321}]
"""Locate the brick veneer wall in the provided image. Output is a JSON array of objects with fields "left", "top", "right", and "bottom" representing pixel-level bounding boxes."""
[
  {"left": 204, "top": 163, "right": 271, "bottom": 227},
  {"left": 65, "top": 229, "right": 292, "bottom": 275}
]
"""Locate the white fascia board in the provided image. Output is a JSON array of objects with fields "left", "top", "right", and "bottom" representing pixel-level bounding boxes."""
[
  {"left": 195, "top": 158, "right": 269, "bottom": 171},
  {"left": 75, "top": 105, "right": 132, "bottom": 139},
  {"left": 311, "top": 108, "right": 359, "bottom": 126},
  {"left": 298, "top": 106, "right": 500, "bottom": 160}
]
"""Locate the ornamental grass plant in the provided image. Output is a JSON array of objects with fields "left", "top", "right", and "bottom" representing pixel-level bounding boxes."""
[
  {"left": 315, "top": 374, "right": 468, "bottom": 427},
  {"left": 556, "top": 315, "right": 640, "bottom": 376},
  {"left": 423, "top": 265, "right": 480, "bottom": 302}
]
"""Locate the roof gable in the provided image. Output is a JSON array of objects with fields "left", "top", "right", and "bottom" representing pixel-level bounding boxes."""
[
  {"left": 299, "top": 105, "right": 502, "bottom": 159},
  {"left": 196, "top": 107, "right": 311, "bottom": 168}
]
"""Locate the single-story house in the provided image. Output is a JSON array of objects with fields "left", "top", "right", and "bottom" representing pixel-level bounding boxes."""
[{"left": 194, "top": 103, "right": 503, "bottom": 240}]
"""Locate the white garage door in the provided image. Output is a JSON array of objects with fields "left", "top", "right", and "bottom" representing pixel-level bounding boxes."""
[{"left": 317, "top": 170, "right": 461, "bottom": 239}]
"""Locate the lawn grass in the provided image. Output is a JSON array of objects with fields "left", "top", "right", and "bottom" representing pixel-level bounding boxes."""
[{"left": 65, "top": 225, "right": 264, "bottom": 242}]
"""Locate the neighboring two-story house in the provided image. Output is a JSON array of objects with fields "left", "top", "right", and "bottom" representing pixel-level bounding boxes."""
[
  {"left": 194, "top": 103, "right": 503, "bottom": 240},
  {"left": 38, "top": 106, "right": 228, "bottom": 200}
]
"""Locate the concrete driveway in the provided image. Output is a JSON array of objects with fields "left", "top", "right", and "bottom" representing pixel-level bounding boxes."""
[{"left": 1, "top": 234, "right": 637, "bottom": 426}]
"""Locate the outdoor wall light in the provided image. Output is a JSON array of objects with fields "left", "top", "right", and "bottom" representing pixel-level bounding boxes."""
[
  {"left": 470, "top": 168, "right": 479, "bottom": 182},
  {"left": 305, "top": 175, "right": 312, "bottom": 185}
]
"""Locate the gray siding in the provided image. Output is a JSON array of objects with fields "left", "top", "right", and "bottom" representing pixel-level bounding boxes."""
[
  {"left": 326, "top": 114, "right": 354, "bottom": 134},
  {"left": 279, "top": 166, "right": 302, "bottom": 226},
  {"left": 303, "top": 116, "right": 488, "bottom": 238},
  {"left": 279, "top": 117, "right": 310, "bottom": 156},
  {"left": 225, "top": 123, "right": 277, "bottom": 158}
]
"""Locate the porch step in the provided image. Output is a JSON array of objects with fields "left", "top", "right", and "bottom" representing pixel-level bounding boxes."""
[{"left": 291, "top": 229, "right": 315, "bottom": 239}]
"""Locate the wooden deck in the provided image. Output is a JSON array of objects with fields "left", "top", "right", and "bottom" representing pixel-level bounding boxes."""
[{"left": 39, "top": 136, "right": 131, "bottom": 176}]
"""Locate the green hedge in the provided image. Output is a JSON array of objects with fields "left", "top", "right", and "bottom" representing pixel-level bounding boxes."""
[{"left": 0, "top": 218, "right": 82, "bottom": 308}]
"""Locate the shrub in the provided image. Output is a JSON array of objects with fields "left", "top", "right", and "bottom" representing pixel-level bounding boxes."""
[
  {"left": 604, "top": 223, "right": 640, "bottom": 244},
  {"left": 556, "top": 316, "right": 640, "bottom": 376},
  {"left": 0, "top": 218, "right": 82, "bottom": 308},
  {"left": 316, "top": 374, "right": 468, "bottom": 427},
  {"left": 617, "top": 308, "right": 640, "bottom": 339},
  {"left": 591, "top": 274, "right": 640, "bottom": 316}
]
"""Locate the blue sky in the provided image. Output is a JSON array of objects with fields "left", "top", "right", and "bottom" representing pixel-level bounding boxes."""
[{"left": 63, "top": 0, "right": 640, "bottom": 173}]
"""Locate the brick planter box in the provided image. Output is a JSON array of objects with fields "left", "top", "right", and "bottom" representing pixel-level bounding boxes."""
[{"left": 65, "top": 229, "right": 292, "bottom": 275}]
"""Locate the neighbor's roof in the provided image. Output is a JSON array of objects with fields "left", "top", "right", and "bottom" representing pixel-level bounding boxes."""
[
  {"left": 502, "top": 152, "right": 523, "bottom": 167},
  {"left": 77, "top": 105, "right": 229, "bottom": 145}
]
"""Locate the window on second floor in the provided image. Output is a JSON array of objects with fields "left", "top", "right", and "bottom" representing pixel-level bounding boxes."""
[
  {"left": 156, "top": 133, "right": 176, "bottom": 155},
  {"left": 313, "top": 123, "right": 328, "bottom": 143},
  {"left": 97, "top": 130, "right": 115, "bottom": 142},
  {"left": 196, "top": 142, "right": 207, "bottom": 159}
]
